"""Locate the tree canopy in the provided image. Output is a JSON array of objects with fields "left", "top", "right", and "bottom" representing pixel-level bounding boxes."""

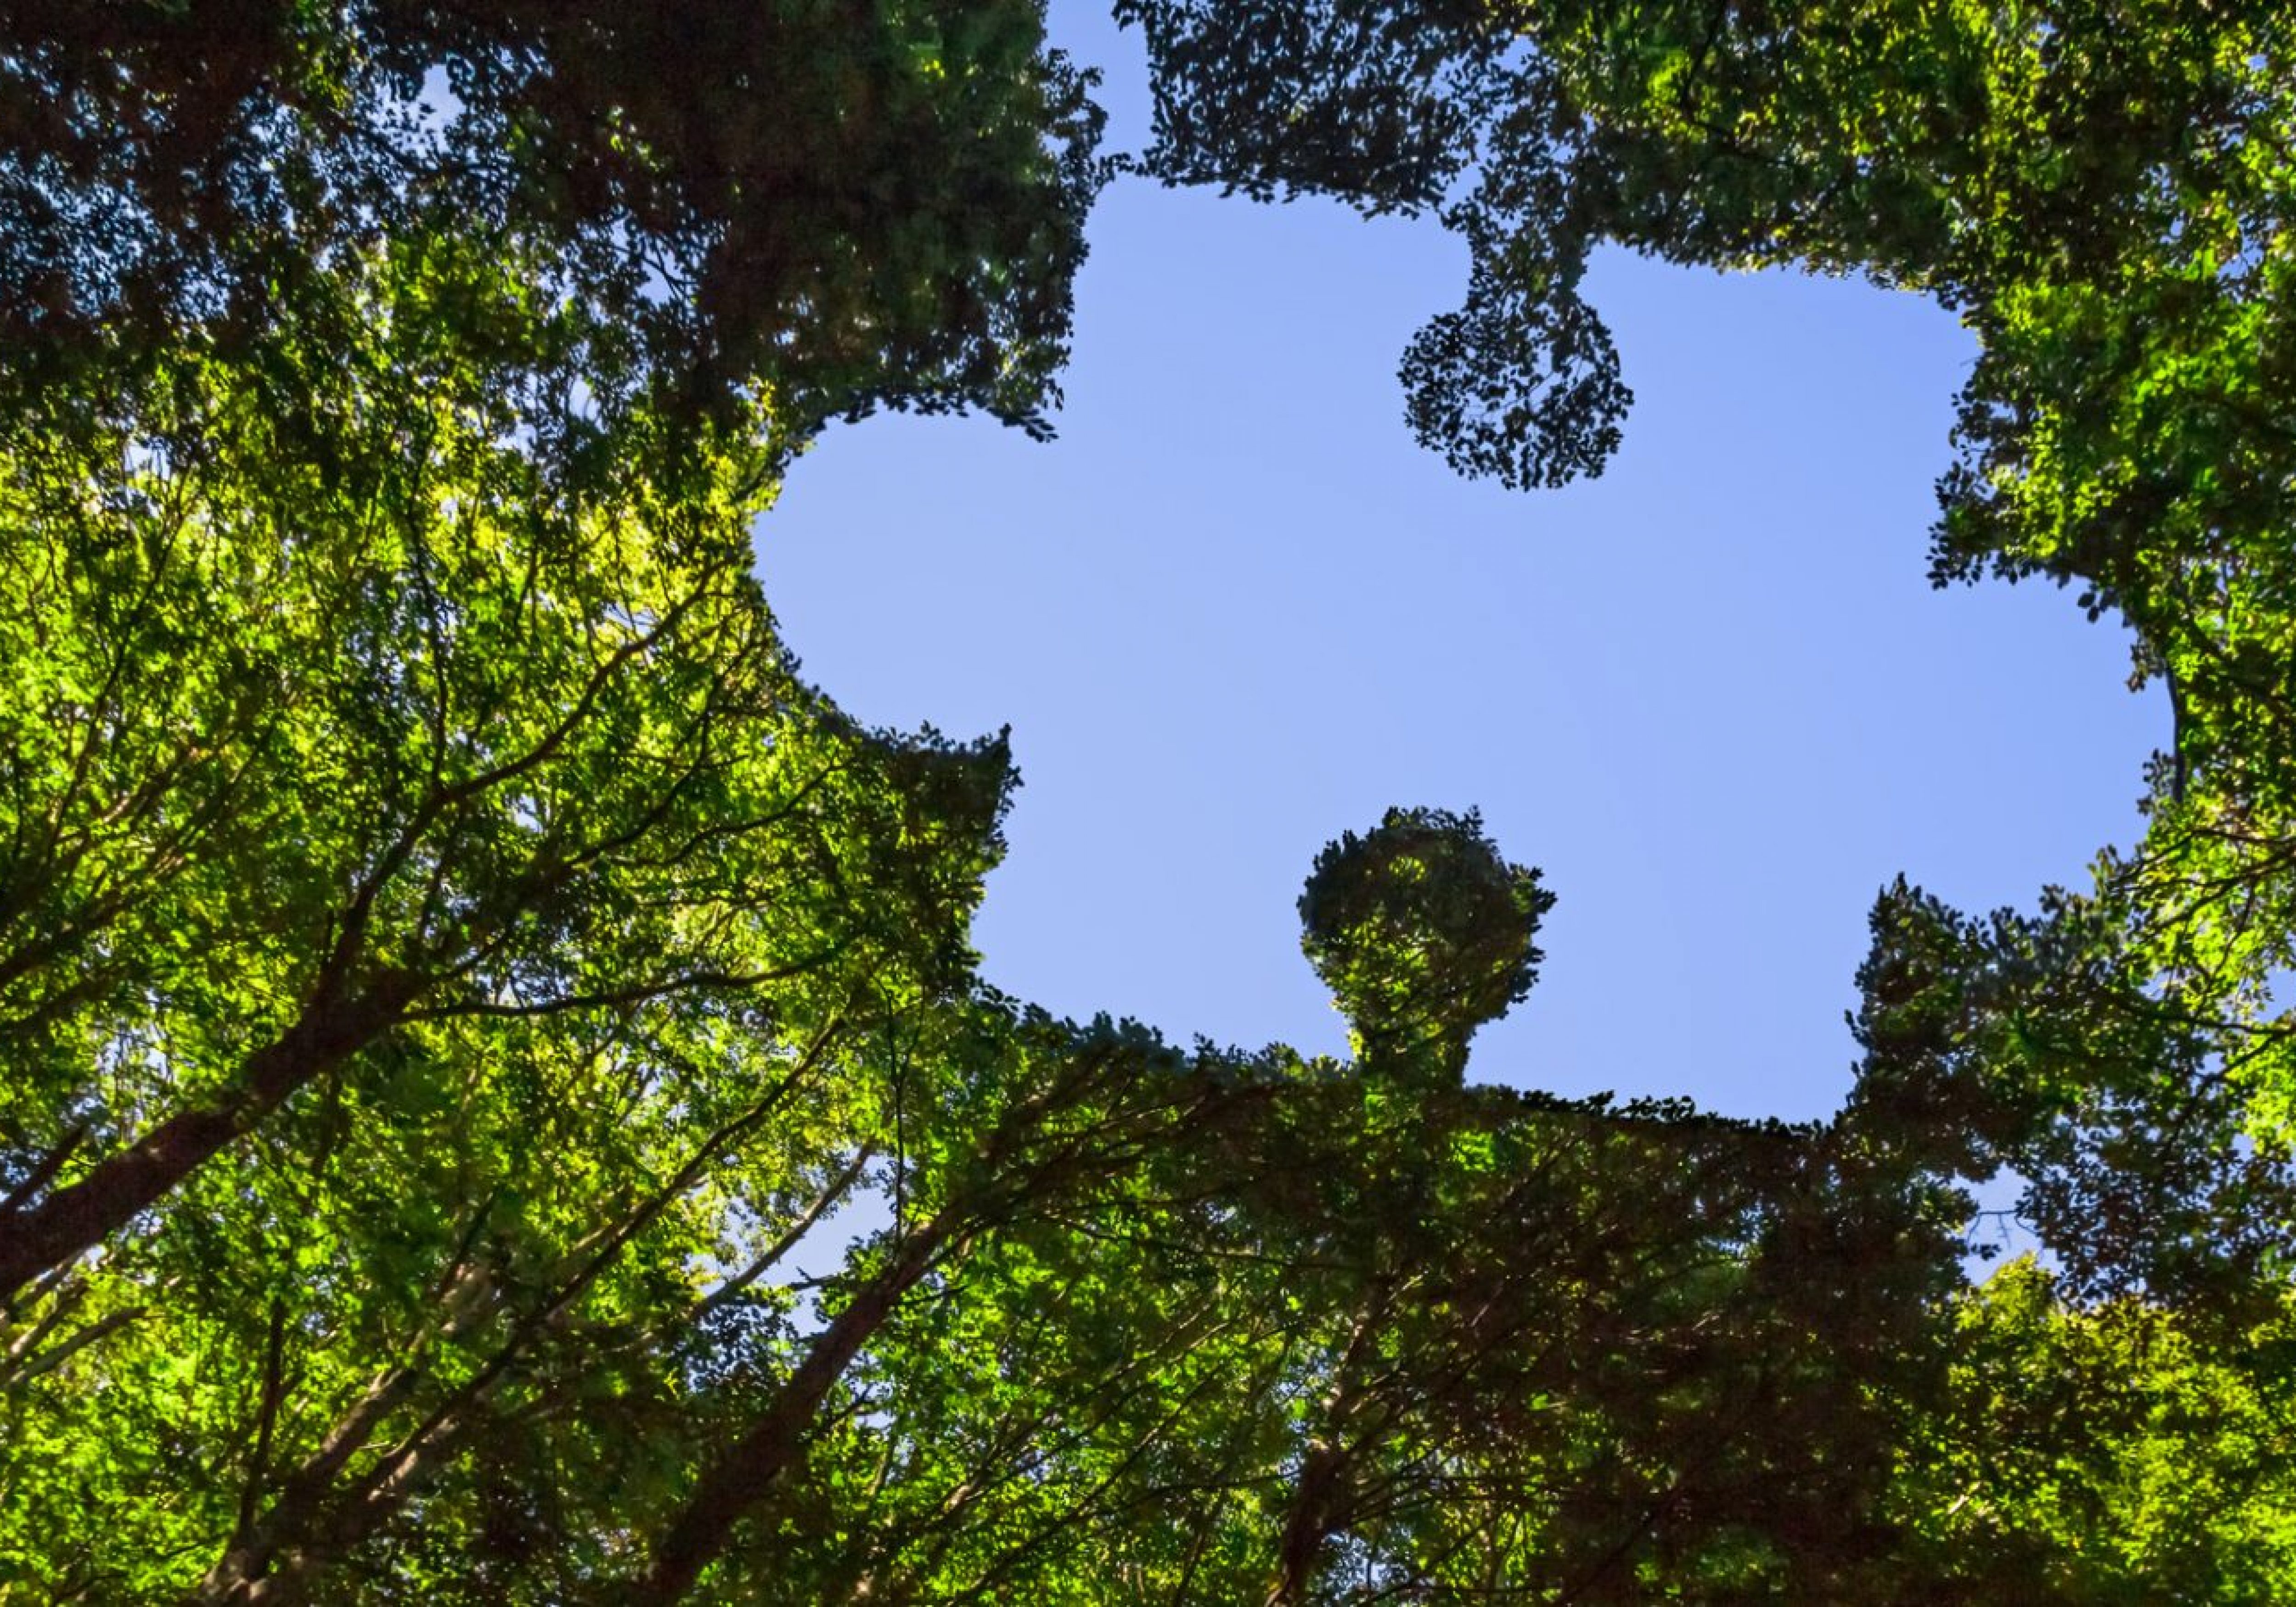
[
  {"left": 1126, "top": 0, "right": 2296, "bottom": 1307},
  {"left": 1, "top": 0, "right": 1104, "bottom": 462},
  {"left": 3, "top": 0, "right": 2294, "bottom": 1601}
]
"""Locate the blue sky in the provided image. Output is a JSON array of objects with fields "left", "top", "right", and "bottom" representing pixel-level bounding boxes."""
[{"left": 754, "top": 4, "right": 2165, "bottom": 1122}]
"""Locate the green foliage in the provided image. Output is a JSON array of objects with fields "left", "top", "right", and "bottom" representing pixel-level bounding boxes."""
[
  {"left": 1299, "top": 806, "right": 1553, "bottom": 1083},
  {"left": 1846, "top": 877, "right": 2296, "bottom": 1315},
  {"left": 4, "top": 0, "right": 2294, "bottom": 1599},
  {"left": 1895, "top": 1258, "right": 2296, "bottom": 1601},
  {"left": 0, "top": 225, "right": 1014, "bottom": 1599},
  {"left": 0, "top": 0, "right": 1104, "bottom": 449}
]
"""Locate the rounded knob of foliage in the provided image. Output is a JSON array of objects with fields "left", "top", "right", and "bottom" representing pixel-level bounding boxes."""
[{"left": 1299, "top": 807, "right": 1553, "bottom": 1085}]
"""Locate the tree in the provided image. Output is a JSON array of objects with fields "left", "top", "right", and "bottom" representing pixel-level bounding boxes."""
[
  {"left": 610, "top": 815, "right": 1966, "bottom": 1604},
  {"left": 0, "top": 219, "right": 1014, "bottom": 1597},
  {"left": 1121, "top": 0, "right": 2296, "bottom": 1586},
  {"left": 1, "top": 5, "right": 1107, "bottom": 1585},
  {"left": 1119, "top": 0, "right": 2296, "bottom": 1150},
  {"left": 1298, "top": 805, "right": 1553, "bottom": 1086},
  {"left": 9, "top": 0, "right": 2296, "bottom": 1599},
  {"left": 1894, "top": 1256, "right": 2296, "bottom": 1600},
  {"left": 1846, "top": 877, "right": 2296, "bottom": 1319},
  {"left": 0, "top": 0, "right": 1105, "bottom": 449}
]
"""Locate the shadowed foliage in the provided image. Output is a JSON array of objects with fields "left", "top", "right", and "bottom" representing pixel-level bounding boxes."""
[
  {"left": 1299, "top": 805, "right": 1553, "bottom": 1084},
  {"left": 0, "top": 0, "right": 1104, "bottom": 453}
]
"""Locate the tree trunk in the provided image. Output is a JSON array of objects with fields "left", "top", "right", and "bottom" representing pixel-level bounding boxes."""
[
  {"left": 1266, "top": 1439, "right": 1345, "bottom": 1607},
  {"left": 0, "top": 976, "right": 416, "bottom": 1302},
  {"left": 637, "top": 1213, "right": 956, "bottom": 1601}
]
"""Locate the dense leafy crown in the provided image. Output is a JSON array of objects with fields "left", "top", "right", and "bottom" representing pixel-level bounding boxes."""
[
  {"left": 0, "top": 0, "right": 1105, "bottom": 447},
  {"left": 1299, "top": 806, "right": 1553, "bottom": 1081}
]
